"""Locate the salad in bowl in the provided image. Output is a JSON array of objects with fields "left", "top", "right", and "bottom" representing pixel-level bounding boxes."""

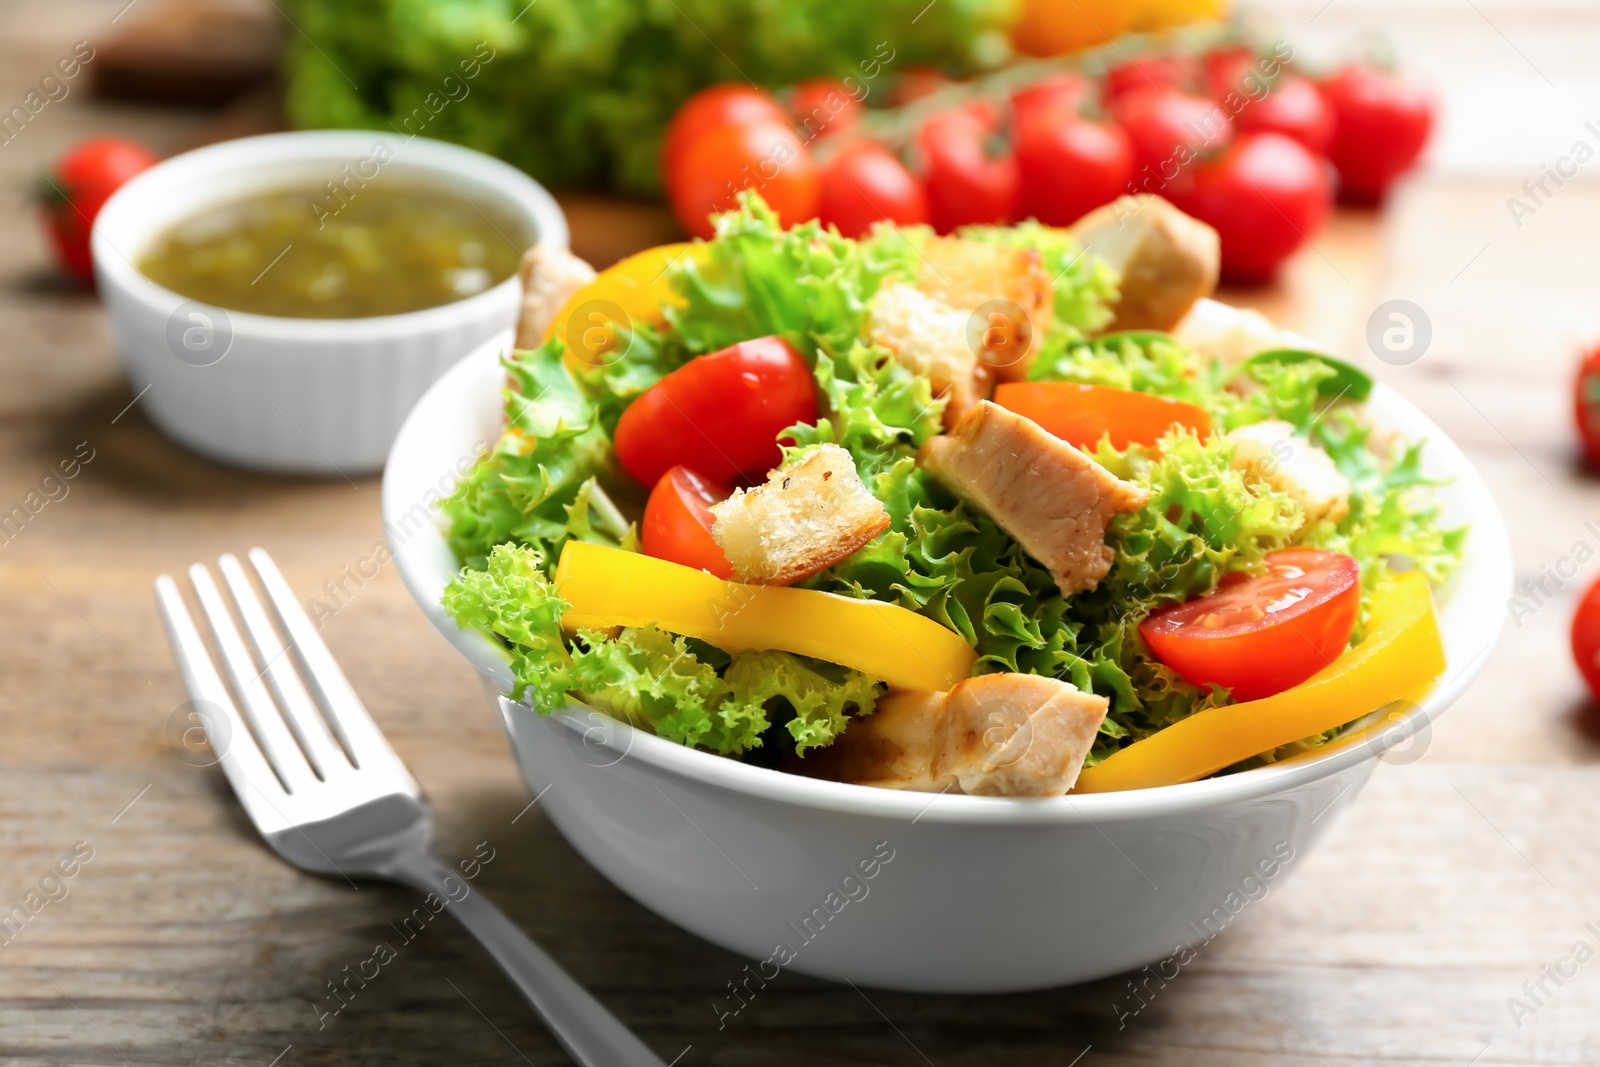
[{"left": 436, "top": 193, "right": 1465, "bottom": 799}]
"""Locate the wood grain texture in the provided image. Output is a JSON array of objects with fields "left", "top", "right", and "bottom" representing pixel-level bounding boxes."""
[{"left": 2, "top": 0, "right": 1599, "bottom": 1063}]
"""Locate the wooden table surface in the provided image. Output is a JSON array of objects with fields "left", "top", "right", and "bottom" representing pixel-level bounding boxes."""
[{"left": 4, "top": 1, "right": 1600, "bottom": 1064}]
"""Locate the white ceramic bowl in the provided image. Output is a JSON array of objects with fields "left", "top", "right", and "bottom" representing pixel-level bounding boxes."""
[
  {"left": 93, "top": 131, "right": 566, "bottom": 475},
  {"left": 383, "top": 303, "right": 1512, "bottom": 993}
]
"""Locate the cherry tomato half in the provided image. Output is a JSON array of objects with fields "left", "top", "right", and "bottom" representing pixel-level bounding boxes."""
[
  {"left": 1015, "top": 108, "right": 1134, "bottom": 226},
  {"left": 917, "top": 109, "right": 1017, "bottom": 233},
  {"left": 613, "top": 335, "right": 818, "bottom": 488},
  {"left": 1140, "top": 548, "right": 1362, "bottom": 702},
  {"left": 994, "top": 381, "right": 1211, "bottom": 451},
  {"left": 1183, "top": 131, "right": 1332, "bottom": 285},
  {"left": 642, "top": 466, "right": 734, "bottom": 578},
  {"left": 668, "top": 119, "right": 820, "bottom": 240},
  {"left": 1574, "top": 345, "right": 1600, "bottom": 469},
  {"left": 1320, "top": 64, "right": 1434, "bottom": 206},
  {"left": 39, "top": 136, "right": 160, "bottom": 285},
  {"left": 818, "top": 141, "right": 929, "bottom": 238},
  {"left": 1236, "top": 74, "right": 1335, "bottom": 156},
  {"left": 661, "top": 84, "right": 786, "bottom": 183}
]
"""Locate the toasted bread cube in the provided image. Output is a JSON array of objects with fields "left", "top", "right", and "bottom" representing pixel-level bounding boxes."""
[
  {"left": 866, "top": 282, "right": 990, "bottom": 425},
  {"left": 794, "top": 673, "right": 1109, "bottom": 796},
  {"left": 514, "top": 243, "right": 596, "bottom": 350},
  {"left": 920, "top": 401, "right": 1149, "bottom": 596},
  {"left": 1227, "top": 420, "right": 1351, "bottom": 527},
  {"left": 912, "top": 236, "right": 1054, "bottom": 381},
  {"left": 1070, "top": 195, "right": 1219, "bottom": 332},
  {"left": 709, "top": 444, "right": 890, "bottom": 586}
]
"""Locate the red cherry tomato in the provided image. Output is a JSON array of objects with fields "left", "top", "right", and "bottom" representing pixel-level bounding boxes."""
[
  {"left": 993, "top": 381, "right": 1210, "bottom": 450},
  {"left": 39, "top": 136, "right": 160, "bottom": 285},
  {"left": 1573, "top": 574, "right": 1600, "bottom": 703},
  {"left": 1320, "top": 64, "right": 1434, "bottom": 206},
  {"left": 890, "top": 68, "right": 953, "bottom": 107},
  {"left": 1574, "top": 345, "right": 1600, "bottom": 469},
  {"left": 917, "top": 109, "right": 1018, "bottom": 233},
  {"left": 1140, "top": 548, "right": 1362, "bottom": 702},
  {"left": 1183, "top": 131, "right": 1332, "bottom": 285},
  {"left": 1236, "top": 75, "right": 1335, "bottom": 156},
  {"left": 1104, "top": 54, "right": 1200, "bottom": 105},
  {"left": 1014, "top": 108, "right": 1134, "bottom": 226},
  {"left": 1112, "top": 87, "right": 1233, "bottom": 197},
  {"left": 1203, "top": 46, "right": 1260, "bottom": 103},
  {"left": 668, "top": 119, "right": 820, "bottom": 239},
  {"left": 661, "top": 84, "right": 786, "bottom": 182},
  {"left": 613, "top": 335, "right": 818, "bottom": 487},
  {"left": 789, "top": 78, "right": 861, "bottom": 141},
  {"left": 1011, "top": 71, "right": 1091, "bottom": 128},
  {"left": 818, "top": 141, "right": 929, "bottom": 238},
  {"left": 642, "top": 466, "right": 735, "bottom": 578}
]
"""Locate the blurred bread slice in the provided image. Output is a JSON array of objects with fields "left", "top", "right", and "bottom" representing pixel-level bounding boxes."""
[
  {"left": 912, "top": 236, "right": 1053, "bottom": 381},
  {"left": 710, "top": 444, "right": 890, "bottom": 586},
  {"left": 515, "top": 243, "right": 596, "bottom": 351},
  {"left": 1070, "top": 195, "right": 1218, "bottom": 332},
  {"left": 866, "top": 282, "right": 991, "bottom": 425}
]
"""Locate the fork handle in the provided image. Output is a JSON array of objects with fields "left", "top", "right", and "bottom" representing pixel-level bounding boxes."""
[{"left": 387, "top": 853, "right": 668, "bottom": 1067}]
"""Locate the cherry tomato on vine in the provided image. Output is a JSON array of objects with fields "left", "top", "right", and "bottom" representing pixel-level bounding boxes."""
[
  {"left": 667, "top": 119, "right": 819, "bottom": 239},
  {"left": 661, "top": 84, "right": 786, "bottom": 181},
  {"left": 788, "top": 78, "right": 862, "bottom": 141},
  {"left": 642, "top": 466, "right": 735, "bottom": 578},
  {"left": 818, "top": 141, "right": 928, "bottom": 238},
  {"left": 1236, "top": 74, "right": 1335, "bottom": 156},
  {"left": 1112, "top": 86, "right": 1233, "bottom": 195},
  {"left": 1011, "top": 71, "right": 1091, "bottom": 129},
  {"left": 1014, "top": 108, "right": 1134, "bottom": 226},
  {"left": 917, "top": 109, "right": 1017, "bottom": 233},
  {"left": 613, "top": 335, "right": 817, "bottom": 487},
  {"left": 1183, "top": 131, "right": 1332, "bottom": 284},
  {"left": 1103, "top": 53, "right": 1200, "bottom": 105},
  {"left": 1140, "top": 548, "right": 1362, "bottom": 702},
  {"left": 39, "top": 136, "right": 160, "bottom": 285},
  {"left": 1574, "top": 345, "right": 1600, "bottom": 469},
  {"left": 1320, "top": 63, "right": 1435, "bottom": 205}
]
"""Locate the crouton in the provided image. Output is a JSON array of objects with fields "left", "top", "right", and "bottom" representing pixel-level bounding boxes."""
[
  {"left": 866, "top": 282, "right": 991, "bottom": 425},
  {"left": 912, "top": 236, "right": 1055, "bottom": 381},
  {"left": 514, "top": 243, "right": 596, "bottom": 351},
  {"left": 709, "top": 444, "right": 890, "bottom": 586},
  {"left": 1228, "top": 419, "right": 1352, "bottom": 527},
  {"left": 793, "top": 673, "right": 1109, "bottom": 797},
  {"left": 1070, "top": 195, "right": 1219, "bottom": 332},
  {"left": 920, "top": 401, "right": 1149, "bottom": 596}
]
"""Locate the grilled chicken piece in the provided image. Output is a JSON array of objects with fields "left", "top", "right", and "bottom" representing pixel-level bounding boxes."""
[
  {"left": 514, "top": 244, "right": 596, "bottom": 350},
  {"left": 710, "top": 444, "right": 890, "bottom": 585},
  {"left": 1070, "top": 195, "right": 1219, "bottom": 332},
  {"left": 866, "top": 283, "right": 991, "bottom": 425},
  {"left": 912, "top": 236, "right": 1054, "bottom": 382},
  {"left": 795, "top": 673, "right": 1109, "bottom": 796},
  {"left": 1227, "top": 420, "right": 1352, "bottom": 528},
  {"left": 920, "top": 401, "right": 1150, "bottom": 596}
]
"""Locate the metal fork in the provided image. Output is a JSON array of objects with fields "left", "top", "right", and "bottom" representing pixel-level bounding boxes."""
[{"left": 154, "top": 548, "right": 665, "bottom": 1067}]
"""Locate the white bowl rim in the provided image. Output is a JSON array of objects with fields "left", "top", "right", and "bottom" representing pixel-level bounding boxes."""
[
  {"left": 385, "top": 306, "right": 1513, "bottom": 828},
  {"left": 91, "top": 130, "right": 568, "bottom": 343}
]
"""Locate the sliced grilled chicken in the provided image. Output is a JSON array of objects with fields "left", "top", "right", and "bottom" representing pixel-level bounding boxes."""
[
  {"left": 1070, "top": 195, "right": 1218, "bottom": 333},
  {"left": 795, "top": 673, "right": 1109, "bottom": 797},
  {"left": 514, "top": 243, "right": 597, "bottom": 350},
  {"left": 920, "top": 401, "right": 1150, "bottom": 596}
]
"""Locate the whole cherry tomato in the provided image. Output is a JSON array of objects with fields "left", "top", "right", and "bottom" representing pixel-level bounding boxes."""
[
  {"left": 613, "top": 335, "right": 818, "bottom": 487},
  {"left": 642, "top": 466, "right": 735, "bottom": 578},
  {"left": 788, "top": 78, "right": 862, "bottom": 142},
  {"left": 1236, "top": 74, "right": 1335, "bottom": 156},
  {"left": 818, "top": 141, "right": 929, "bottom": 238},
  {"left": 1141, "top": 548, "right": 1361, "bottom": 701},
  {"left": 667, "top": 119, "right": 820, "bottom": 239},
  {"left": 890, "top": 68, "right": 954, "bottom": 107},
  {"left": 1011, "top": 71, "right": 1092, "bottom": 129},
  {"left": 1203, "top": 45, "right": 1260, "bottom": 102},
  {"left": 1014, "top": 108, "right": 1134, "bottom": 226},
  {"left": 917, "top": 109, "right": 1018, "bottom": 233},
  {"left": 661, "top": 84, "right": 786, "bottom": 182},
  {"left": 1320, "top": 63, "right": 1434, "bottom": 205},
  {"left": 1183, "top": 131, "right": 1332, "bottom": 284},
  {"left": 1573, "top": 573, "right": 1600, "bottom": 704},
  {"left": 1103, "top": 53, "right": 1201, "bottom": 105},
  {"left": 1574, "top": 345, "right": 1600, "bottom": 469},
  {"left": 39, "top": 136, "right": 160, "bottom": 286},
  {"left": 1112, "top": 86, "right": 1233, "bottom": 198}
]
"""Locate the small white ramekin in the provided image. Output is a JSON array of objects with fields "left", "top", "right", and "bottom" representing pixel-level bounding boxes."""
[{"left": 92, "top": 131, "right": 567, "bottom": 476}]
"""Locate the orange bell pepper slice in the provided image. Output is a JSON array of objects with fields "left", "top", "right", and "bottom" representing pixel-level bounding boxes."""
[{"left": 993, "top": 381, "right": 1211, "bottom": 451}]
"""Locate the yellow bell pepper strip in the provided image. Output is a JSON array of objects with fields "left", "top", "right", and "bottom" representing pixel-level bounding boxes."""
[
  {"left": 1073, "top": 571, "right": 1445, "bottom": 793},
  {"left": 543, "top": 242, "right": 694, "bottom": 369},
  {"left": 554, "top": 541, "right": 976, "bottom": 693}
]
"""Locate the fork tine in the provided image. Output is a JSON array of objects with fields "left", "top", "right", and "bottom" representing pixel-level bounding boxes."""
[
  {"left": 189, "top": 563, "right": 317, "bottom": 793},
  {"left": 218, "top": 553, "right": 350, "bottom": 780},
  {"left": 153, "top": 575, "right": 291, "bottom": 828},
  {"left": 247, "top": 548, "right": 415, "bottom": 789}
]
